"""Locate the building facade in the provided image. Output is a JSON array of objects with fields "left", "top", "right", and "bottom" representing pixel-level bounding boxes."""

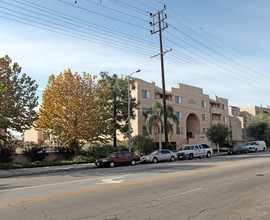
[
  {"left": 228, "top": 106, "right": 245, "bottom": 144},
  {"left": 128, "top": 78, "right": 229, "bottom": 149},
  {"left": 24, "top": 127, "right": 51, "bottom": 145}
]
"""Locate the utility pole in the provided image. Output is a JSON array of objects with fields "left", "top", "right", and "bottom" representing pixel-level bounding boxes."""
[{"left": 150, "top": 5, "right": 172, "bottom": 149}]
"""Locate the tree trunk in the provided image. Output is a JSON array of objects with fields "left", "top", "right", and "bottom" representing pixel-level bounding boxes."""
[
  {"left": 113, "top": 97, "right": 117, "bottom": 149},
  {"left": 217, "top": 143, "right": 220, "bottom": 154},
  {"left": 159, "top": 124, "right": 162, "bottom": 150}
]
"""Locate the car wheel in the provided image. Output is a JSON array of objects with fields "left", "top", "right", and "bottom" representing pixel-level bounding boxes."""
[
  {"left": 188, "top": 154, "right": 194, "bottom": 160},
  {"left": 131, "top": 160, "right": 136, "bottom": 166},
  {"left": 109, "top": 161, "right": 115, "bottom": 168},
  {"left": 153, "top": 157, "right": 158, "bottom": 163},
  {"left": 206, "top": 152, "right": 211, "bottom": 158},
  {"left": 246, "top": 150, "right": 249, "bottom": 153},
  {"left": 263, "top": 148, "right": 266, "bottom": 152},
  {"left": 255, "top": 148, "right": 257, "bottom": 152},
  {"left": 170, "top": 156, "right": 175, "bottom": 162}
]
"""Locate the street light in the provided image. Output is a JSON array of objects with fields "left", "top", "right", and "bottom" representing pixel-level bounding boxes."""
[{"left": 128, "top": 69, "right": 141, "bottom": 152}]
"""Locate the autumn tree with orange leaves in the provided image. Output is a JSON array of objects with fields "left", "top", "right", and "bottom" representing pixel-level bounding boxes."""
[{"left": 36, "top": 69, "right": 110, "bottom": 153}]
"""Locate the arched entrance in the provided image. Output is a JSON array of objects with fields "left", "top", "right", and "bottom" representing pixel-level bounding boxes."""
[{"left": 186, "top": 113, "right": 200, "bottom": 140}]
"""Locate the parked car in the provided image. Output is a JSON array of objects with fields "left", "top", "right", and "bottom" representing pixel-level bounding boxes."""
[
  {"left": 246, "top": 141, "right": 266, "bottom": 152},
  {"left": 177, "top": 144, "right": 213, "bottom": 160},
  {"left": 95, "top": 151, "right": 140, "bottom": 168},
  {"left": 228, "top": 145, "right": 249, "bottom": 154},
  {"left": 141, "top": 149, "right": 177, "bottom": 163}
]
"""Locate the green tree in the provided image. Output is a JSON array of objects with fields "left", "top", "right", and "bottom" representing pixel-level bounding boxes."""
[
  {"left": 206, "top": 123, "right": 230, "bottom": 153},
  {"left": 131, "top": 134, "right": 156, "bottom": 156},
  {"left": 0, "top": 55, "right": 38, "bottom": 142},
  {"left": 36, "top": 69, "right": 110, "bottom": 153},
  {"left": 146, "top": 101, "right": 179, "bottom": 150},
  {"left": 99, "top": 72, "right": 139, "bottom": 148},
  {"left": 245, "top": 114, "right": 270, "bottom": 142}
]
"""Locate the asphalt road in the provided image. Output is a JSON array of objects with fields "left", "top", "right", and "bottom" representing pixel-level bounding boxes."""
[{"left": 1, "top": 152, "right": 270, "bottom": 220}]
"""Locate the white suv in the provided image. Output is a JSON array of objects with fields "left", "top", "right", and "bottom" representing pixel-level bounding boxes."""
[{"left": 246, "top": 141, "right": 266, "bottom": 152}]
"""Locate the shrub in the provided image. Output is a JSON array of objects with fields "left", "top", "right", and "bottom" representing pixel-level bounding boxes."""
[
  {"left": 82, "top": 142, "right": 128, "bottom": 159},
  {"left": 54, "top": 146, "right": 75, "bottom": 159},
  {"left": 23, "top": 146, "right": 47, "bottom": 162},
  {"left": 83, "top": 143, "right": 113, "bottom": 159},
  {"left": 131, "top": 135, "right": 156, "bottom": 156},
  {"left": 72, "top": 155, "right": 95, "bottom": 163},
  {"left": 0, "top": 144, "right": 15, "bottom": 163}
]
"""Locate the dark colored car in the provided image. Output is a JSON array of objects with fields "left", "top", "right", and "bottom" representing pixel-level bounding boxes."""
[
  {"left": 95, "top": 151, "right": 140, "bottom": 168},
  {"left": 228, "top": 145, "right": 249, "bottom": 154}
]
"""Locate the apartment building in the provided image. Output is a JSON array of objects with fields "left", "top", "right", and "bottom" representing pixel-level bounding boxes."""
[
  {"left": 129, "top": 78, "right": 229, "bottom": 149},
  {"left": 240, "top": 106, "right": 270, "bottom": 118},
  {"left": 24, "top": 127, "right": 51, "bottom": 145},
  {"left": 228, "top": 106, "right": 245, "bottom": 144}
]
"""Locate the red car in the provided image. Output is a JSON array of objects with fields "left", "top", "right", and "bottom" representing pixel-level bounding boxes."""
[{"left": 95, "top": 151, "right": 140, "bottom": 168}]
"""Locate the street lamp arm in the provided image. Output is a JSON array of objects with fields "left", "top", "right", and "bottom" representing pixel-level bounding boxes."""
[{"left": 128, "top": 69, "right": 141, "bottom": 152}]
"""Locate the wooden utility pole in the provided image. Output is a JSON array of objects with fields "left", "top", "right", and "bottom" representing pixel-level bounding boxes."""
[{"left": 150, "top": 5, "right": 172, "bottom": 149}]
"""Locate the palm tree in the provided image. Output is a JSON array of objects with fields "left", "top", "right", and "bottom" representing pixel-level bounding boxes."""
[{"left": 146, "top": 101, "right": 179, "bottom": 150}]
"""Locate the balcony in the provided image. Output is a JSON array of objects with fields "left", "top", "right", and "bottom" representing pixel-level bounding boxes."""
[{"left": 211, "top": 107, "right": 222, "bottom": 115}]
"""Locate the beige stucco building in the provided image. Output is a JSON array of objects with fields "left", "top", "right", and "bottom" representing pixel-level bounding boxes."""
[
  {"left": 240, "top": 106, "right": 270, "bottom": 118},
  {"left": 128, "top": 78, "right": 229, "bottom": 149},
  {"left": 24, "top": 127, "right": 51, "bottom": 145},
  {"left": 228, "top": 106, "right": 245, "bottom": 144}
]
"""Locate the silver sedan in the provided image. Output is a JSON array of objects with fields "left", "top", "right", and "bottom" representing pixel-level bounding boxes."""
[{"left": 141, "top": 149, "right": 177, "bottom": 163}]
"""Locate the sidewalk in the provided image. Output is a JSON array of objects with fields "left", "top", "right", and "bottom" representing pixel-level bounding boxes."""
[{"left": 0, "top": 163, "right": 95, "bottom": 178}]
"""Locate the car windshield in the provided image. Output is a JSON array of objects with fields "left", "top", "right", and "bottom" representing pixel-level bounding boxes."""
[
  {"left": 150, "top": 150, "right": 159, "bottom": 155},
  {"left": 183, "top": 146, "right": 193, "bottom": 150},
  {"left": 247, "top": 142, "right": 256, "bottom": 146},
  {"left": 110, "top": 153, "right": 117, "bottom": 158}
]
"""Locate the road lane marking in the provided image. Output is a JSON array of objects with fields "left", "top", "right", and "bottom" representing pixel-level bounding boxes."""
[
  {"left": 256, "top": 169, "right": 270, "bottom": 176},
  {"left": 0, "top": 159, "right": 243, "bottom": 208},
  {"left": 0, "top": 174, "right": 130, "bottom": 192},
  {"left": 98, "top": 178, "right": 125, "bottom": 184},
  {"left": 159, "top": 188, "right": 203, "bottom": 200}
]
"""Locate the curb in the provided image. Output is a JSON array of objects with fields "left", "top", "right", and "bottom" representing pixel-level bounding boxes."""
[{"left": 0, "top": 163, "right": 95, "bottom": 178}]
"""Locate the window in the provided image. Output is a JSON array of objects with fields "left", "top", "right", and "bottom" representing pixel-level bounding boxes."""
[
  {"left": 176, "top": 127, "right": 183, "bottom": 134},
  {"left": 212, "top": 115, "right": 218, "bottom": 121},
  {"left": 161, "top": 150, "right": 170, "bottom": 154},
  {"left": 143, "top": 126, "right": 148, "bottom": 135},
  {"left": 201, "top": 100, "right": 207, "bottom": 108},
  {"left": 202, "top": 114, "right": 208, "bottom": 121},
  {"left": 223, "top": 116, "right": 227, "bottom": 123},
  {"left": 232, "top": 109, "right": 237, "bottom": 116},
  {"left": 156, "top": 94, "right": 162, "bottom": 99},
  {"left": 176, "top": 111, "right": 183, "bottom": 119},
  {"left": 142, "top": 90, "right": 151, "bottom": 99},
  {"left": 142, "top": 108, "right": 152, "bottom": 117},
  {"left": 175, "top": 96, "right": 182, "bottom": 104},
  {"left": 202, "top": 128, "right": 208, "bottom": 134},
  {"left": 222, "top": 104, "right": 227, "bottom": 110},
  {"left": 124, "top": 152, "right": 132, "bottom": 157}
]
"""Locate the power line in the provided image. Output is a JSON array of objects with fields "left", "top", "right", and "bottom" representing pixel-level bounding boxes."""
[
  {"left": 0, "top": 12, "right": 152, "bottom": 56},
  {"left": 165, "top": 31, "right": 270, "bottom": 88},
  {"left": 15, "top": 0, "right": 158, "bottom": 49},
  {"left": 57, "top": 0, "right": 150, "bottom": 31},
  {"left": 84, "top": 0, "right": 148, "bottom": 22},
  {"left": 154, "top": 0, "right": 270, "bottom": 76}
]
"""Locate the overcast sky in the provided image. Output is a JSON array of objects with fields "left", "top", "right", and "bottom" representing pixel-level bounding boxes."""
[{"left": 1, "top": 0, "right": 270, "bottom": 109}]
